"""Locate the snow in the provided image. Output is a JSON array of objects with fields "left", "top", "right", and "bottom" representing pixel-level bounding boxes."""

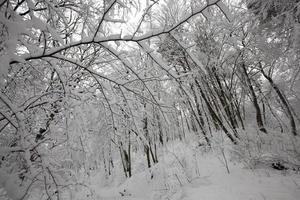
[
  {"left": 1, "top": 1, "right": 300, "bottom": 200},
  {"left": 104, "top": 16, "right": 126, "bottom": 23},
  {"left": 138, "top": 41, "right": 178, "bottom": 78},
  {"left": 182, "top": 155, "right": 300, "bottom": 200},
  {"left": 0, "top": 169, "right": 28, "bottom": 200},
  {"left": 86, "top": 141, "right": 300, "bottom": 200},
  {"left": 0, "top": 55, "right": 11, "bottom": 77},
  {"left": 170, "top": 33, "right": 207, "bottom": 74},
  {"left": 216, "top": 1, "right": 233, "bottom": 22}
]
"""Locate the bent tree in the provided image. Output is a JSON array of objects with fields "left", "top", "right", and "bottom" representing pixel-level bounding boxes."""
[{"left": 0, "top": 0, "right": 299, "bottom": 199}]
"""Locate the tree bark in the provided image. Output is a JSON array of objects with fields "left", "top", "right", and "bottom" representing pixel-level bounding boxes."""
[
  {"left": 260, "top": 66, "right": 297, "bottom": 136},
  {"left": 241, "top": 63, "right": 267, "bottom": 133},
  {"left": 195, "top": 79, "right": 238, "bottom": 144}
]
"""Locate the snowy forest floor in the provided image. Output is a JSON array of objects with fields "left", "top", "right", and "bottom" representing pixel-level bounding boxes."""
[
  {"left": 84, "top": 134, "right": 300, "bottom": 200},
  {"left": 8, "top": 130, "right": 300, "bottom": 200}
]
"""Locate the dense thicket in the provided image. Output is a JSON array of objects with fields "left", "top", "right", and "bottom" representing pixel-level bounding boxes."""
[{"left": 0, "top": 0, "right": 299, "bottom": 199}]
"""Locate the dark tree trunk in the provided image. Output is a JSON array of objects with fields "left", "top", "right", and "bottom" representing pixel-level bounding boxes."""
[
  {"left": 211, "top": 68, "right": 239, "bottom": 132},
  {"left": 194, "top": 79, "right": 238, "bottom": 144},
  {"left": 190, "top": 83, "right": 211, "bottom": 146},
  {"left": 260, "top": 66, "right": 297, "bottom": 136},
  {"left": 241, "top": 63, "right": 267, "bottom": 133}
]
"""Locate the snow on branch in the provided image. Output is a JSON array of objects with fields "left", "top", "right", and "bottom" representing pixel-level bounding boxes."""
[
  {"left": 169, "top": 33, "right": 207, "bottom": 74},
  {"left": 93, "top": 0, "right": 118, "bottom": 39},
  {"left": 6, "top": 0, "right": 228, "bottom": 72},
  {"left": 216, "top": 1, "right": 233, "bottom": 22},
  {"left": 138, "top": 41, "right": 178, "bottom": 79}
]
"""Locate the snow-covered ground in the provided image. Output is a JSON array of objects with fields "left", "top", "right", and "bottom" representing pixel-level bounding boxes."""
[
  {"left": 182, "top": 156, "right": 300, "bottom": 200},
  {"left": 2, "top": 136, "right": 299, "bottom": 200},
  {"left": 88, "top": 141, "right": 300, "bottom": 200}
]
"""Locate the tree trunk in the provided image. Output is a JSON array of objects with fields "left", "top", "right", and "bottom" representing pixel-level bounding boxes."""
[
  {"left": 260, "top": 66, "right": 297, "bottom": 136},
  {"left": 190, "top": 84, "right": 211, "bottom": 145},
  {"left": 194, "top": 79, "right": 238, "bottom": 144},
  {"left": 241, "top": 63, "right": 267, "bottom": 133}
]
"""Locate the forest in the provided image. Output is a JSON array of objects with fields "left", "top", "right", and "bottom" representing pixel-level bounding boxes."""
[{"left": 0, "top": 0, "right": 300, "bottom": 199}]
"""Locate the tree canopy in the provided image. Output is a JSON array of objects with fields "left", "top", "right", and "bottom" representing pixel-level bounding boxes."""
[{"left": 0, "top": 0, "right": 299, "bottom": 199}]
